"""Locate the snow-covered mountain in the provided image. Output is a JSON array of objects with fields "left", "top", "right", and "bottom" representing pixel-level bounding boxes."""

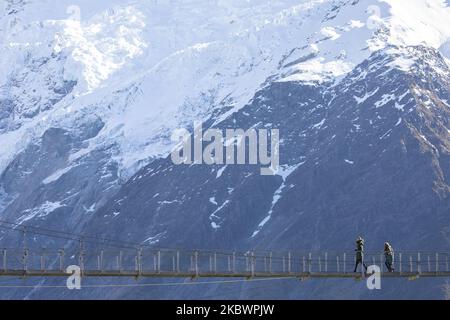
[
  {"left": 0, "top": 0, "right": 449, "bottom": 299},
  {"left": 2, "top": 0, "right": 449, "bottom": 178}
]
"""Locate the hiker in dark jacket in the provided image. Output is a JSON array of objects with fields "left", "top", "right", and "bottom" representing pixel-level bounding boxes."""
[
  {"left": 384, "top": 242, "right": 395, "bottom": 272},
  {"left": 354, "top": 236, "right": 368, "bottom": 272}
]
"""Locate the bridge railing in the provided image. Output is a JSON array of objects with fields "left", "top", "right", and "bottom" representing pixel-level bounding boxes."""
[{"left": 1, "top": 248, "right": 449, "bottom": 275}]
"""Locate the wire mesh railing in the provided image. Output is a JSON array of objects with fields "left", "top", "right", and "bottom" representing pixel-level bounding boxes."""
[{"left": 1, "top": 248, "right": 449, "bottom": 277}]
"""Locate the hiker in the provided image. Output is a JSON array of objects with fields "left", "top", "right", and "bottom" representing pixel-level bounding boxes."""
[
  {"left": 354, "top": 236, "right": 368, "bottom": 272},
  {"left": 384, "top": 242, "right": 395, "bottom": 272}
]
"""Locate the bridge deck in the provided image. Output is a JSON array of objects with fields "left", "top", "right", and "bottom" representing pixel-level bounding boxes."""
[{"left": 1, "top": 270, "right": 450, "bottom": 279}]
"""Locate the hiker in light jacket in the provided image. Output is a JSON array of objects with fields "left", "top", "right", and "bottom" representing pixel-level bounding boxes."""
[{"left": 384, "top": 242, "right": 395, "bottom": 272}]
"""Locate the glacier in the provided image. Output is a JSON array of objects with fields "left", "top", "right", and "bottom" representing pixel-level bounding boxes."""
[
  {"left": 1, "top": 0, "right": 450, "bottom": 180},
  {"left": 0, "top": 0, "right": 450, "bottom": 299}
]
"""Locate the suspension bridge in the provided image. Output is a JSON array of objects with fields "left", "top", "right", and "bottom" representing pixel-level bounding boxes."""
[
  {"left": 0, "top": 247, "right": 450, "bottom": 280},
  {"left": 0, "top": 219, "right": 449, "bottom": 280}
]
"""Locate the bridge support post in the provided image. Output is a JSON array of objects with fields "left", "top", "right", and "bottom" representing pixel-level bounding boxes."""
[
  {"left": 176, "top": 251, "right": 180, "bottom": 274},
  {"left": 40, "top": 249, "right": 45, "bottom": 271},
  {"left": 194, "top": 251, "right": 199, "bottom": 278},
  {"left": 436, "top": 253, "right": 439, "bottom": 273},
  {"left": 343, "top": 253, "right": 346, "bottom": 273},
  {"left": 251, "top": 252, "right": 255, "bottom": 278},
  {"left": 269, "top": 252, "right": 272, "bottom": 274},
  {"left": 337, "top": 255, "right": 340, "bottom": 273},
  {"left": 2, "top": 249, "right": 6, "bottom": 273},
  {"left": 308, "top": 253, "right": 312, "bottom": 273},
  {"left": 137, "top": 248, "right": 143, "bottom": 276},
  {"left": 232, "top": 252, "right": 236, "bottom": 274},
  {"left": 23, "top": 249, "right": 28, "bottom": 274},
  {"left": 446, "top": 256, "right": 448, "bottom": 272},
  {"left": 59, "top": 249, "right": 65, "bottom": 272},
  {"left": 157, "top": 250, "right": 161, "bottom": 274},
  {"left": 78, "top": 239, "right": 84, "bottom": 277},
  {"left": 361, "top": 253, "right": 365, "bottom": 278},
  {"left": 325, "top": 252, "right": 328, "bottom": 273},
  {"left": 100, "top": 250, "right": 104, "bottom": 273},
  {"left": 409, "top": 256, "right": 413, "bottom": 273},
  {"left": 214, "top": 253, "right": 217, "bottom": 275},
  {"left": 246, "top": 254, "right": 249, "bottom": 272},
  {"left": 172, "top": 255, "right": 175, "bottom": 272},
  {"left": 302, "top": 256, "right": 305, "bottom": 273},
  {"left": 118, "top": 251, "right": 123, "bottom": 273},
  {"left": 417, "top": 253, "right": 421, "bottom": 274},
  {"left": 435, "top": 253, "right": 439, "bottom": 273},
  {"left": 428, "top": 255, "right": 431, "bottom": 272},
  {"left": 209, "top": 255, "right": 212, "bottom": 272},
  {"left": 288, "top": 252, "right": 291, "bottom": 274},
  {"left": 399, "top": 253, "right": 402, "bottom": 273}
]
